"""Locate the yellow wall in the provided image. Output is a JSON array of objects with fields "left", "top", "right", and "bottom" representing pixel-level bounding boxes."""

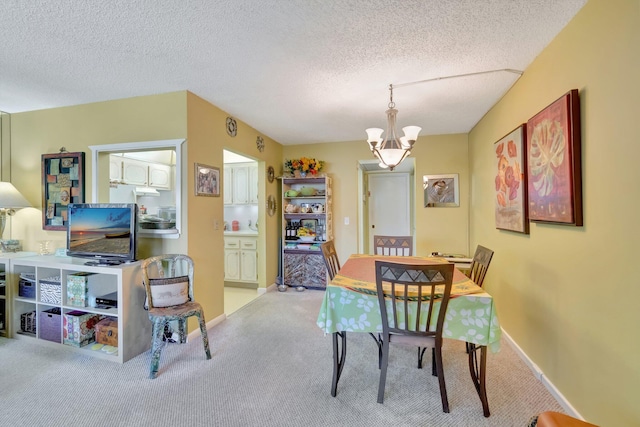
[
  {"left": 469, "top": 0, "right": 639, "bottom": 424},
  {"left": 9, "top": 91, "right": 187, "bottom": 251},
  {"left": 7, "top": 90, "right": 283, "bottom": 330},
  {"left": 283, "top": 132, "right": 469, "bottom": 262},
  {"left": 185, "top": 92, "right": 283, "bottom": 317}
]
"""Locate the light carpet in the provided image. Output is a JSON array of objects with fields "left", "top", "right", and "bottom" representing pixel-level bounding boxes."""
[{"left": 0, "top": 289, "right": 563, "bottom": 426}]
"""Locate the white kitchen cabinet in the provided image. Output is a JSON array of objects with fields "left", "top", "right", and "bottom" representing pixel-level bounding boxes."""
[
  {"left": 249, "top": 164, "right": 259, "bottom": 203},
  {"left": 223, "top": 167, "right": 233, "bottom": 205},
  {"left": 232, "top": 166, "right": 250, "bottom": 204},
  {"left": 109, "top": 157, "right": 123, "bottom": 182},
  {"left": 224, "top": 236, "right": 257, "bottom": 283},
  {"left": 148, "top": 163, "right": 171, "bottom": 189},
  {"left": 121, "top": 158, "right": 148, "bottom": 186},
  {"left": 111, "top": 155, "right": 173, "bottom": 190},
  {"left": 224, "top": 163, "right": 258, "bottom": 205},
  {"left": 11, "top": 255, "right": 150, "bottom": 363}
]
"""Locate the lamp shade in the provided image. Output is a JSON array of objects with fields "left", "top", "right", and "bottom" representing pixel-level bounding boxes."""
[{"left": 0, "top": 182, "right": 32, "bottom": 209}]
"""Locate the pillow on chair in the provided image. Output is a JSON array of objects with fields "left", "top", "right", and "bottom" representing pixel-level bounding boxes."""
[{"left": 148, "top": 276, "right": 190, "bottom": 308}]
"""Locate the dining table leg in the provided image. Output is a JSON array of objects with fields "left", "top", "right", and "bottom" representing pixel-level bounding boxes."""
[
  {"left": 467, "top": 343, "right": 490, "bottom": 417},
  {"left": 331, "top": 331, "right": 347, "bottom": 397}
]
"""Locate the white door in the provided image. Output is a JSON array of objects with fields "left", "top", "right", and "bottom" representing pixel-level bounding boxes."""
[{"left": 367, "top": 173, "right": 411, "bottom": 253}]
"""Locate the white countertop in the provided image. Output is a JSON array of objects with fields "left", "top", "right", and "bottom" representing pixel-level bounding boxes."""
[{"left": 224, "top": 231, "right": 258, "bottom": 237}]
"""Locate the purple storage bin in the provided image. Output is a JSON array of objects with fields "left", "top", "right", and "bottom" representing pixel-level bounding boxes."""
[{"left": 39, "top": 308, "right": 62, "bottom": 343}]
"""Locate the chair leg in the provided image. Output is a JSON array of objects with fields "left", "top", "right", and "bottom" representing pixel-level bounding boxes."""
[
  {"left": 178, "top": 318, "right": 187, "bottom": 344},
  {"left": 377, "top": 336, "right": 390, "bottom": 404},
  {"left": 150, "top": 318, "right": 166, "bottom": 379},
  {"left": 434, "top": 343, "right": 450, "bottom": 413},
  {"left": 432, "top": 347, "right": 436, "bottom": 376},
  {"left": 368, "top": 332, "right": 383, "bottom": 369},
  {"left": 418, "top": 346, "right": 427, "bottom": 369},
  {"left": 197, "top": 311, "right": 212, "bottom": 360}
]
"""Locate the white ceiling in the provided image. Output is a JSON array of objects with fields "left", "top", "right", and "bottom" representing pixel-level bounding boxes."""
[{"left": 0, "top": 1, "right": 587, "bottom": 145}]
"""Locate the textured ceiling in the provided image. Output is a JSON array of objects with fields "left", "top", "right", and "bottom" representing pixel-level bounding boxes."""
[{"left": 0, "top": 1, "right": 587, "bottom": 145}]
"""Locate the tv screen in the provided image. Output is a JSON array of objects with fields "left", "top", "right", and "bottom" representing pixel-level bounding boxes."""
[{"left": 67, "top": 203, "right": 138, "bottom": 264}]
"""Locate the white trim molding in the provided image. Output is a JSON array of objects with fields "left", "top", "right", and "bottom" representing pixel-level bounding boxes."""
[{"left": 500, "top": 327, "right": 586, "bottom": 420}]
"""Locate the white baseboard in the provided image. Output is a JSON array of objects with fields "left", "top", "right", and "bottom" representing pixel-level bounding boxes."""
[
  {"left": 500, "top": 327, "right": 585, "bottom": 420},
  {"left": 187, "top": 312, "right": 226, "bottom": 341}
]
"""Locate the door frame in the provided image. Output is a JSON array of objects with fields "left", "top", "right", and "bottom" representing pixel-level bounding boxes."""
[{"left": 357, "top": 158, "right": 415, "bottom": 254}]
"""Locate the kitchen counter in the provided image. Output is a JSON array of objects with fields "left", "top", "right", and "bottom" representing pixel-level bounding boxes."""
[{"left": 224, "top": 231, "right": 258, "bottom": 236}]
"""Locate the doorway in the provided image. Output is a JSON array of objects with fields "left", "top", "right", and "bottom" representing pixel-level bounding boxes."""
[
  {"left": 358, "top": 159, "right": 415, "bottom": 254},
  {"left": 222, "top": 149, "right": 262, "bottom": 315}
]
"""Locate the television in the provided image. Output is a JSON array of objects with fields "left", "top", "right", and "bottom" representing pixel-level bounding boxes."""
[{"left": 66, "top": 203, "right": 138, "bottom": 265}]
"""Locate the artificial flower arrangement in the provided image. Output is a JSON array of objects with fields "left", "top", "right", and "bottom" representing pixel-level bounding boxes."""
[{"left": 284, "top": 157, "right": 324, "bottom": 177}]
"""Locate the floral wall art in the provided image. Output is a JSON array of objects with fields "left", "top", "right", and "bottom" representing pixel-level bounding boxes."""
[
  {"left": 526, "top": 89, "right": 582, "bottom": 225},
  {"left": 494, "top": 125, "right": 528, "bottom": 234}
]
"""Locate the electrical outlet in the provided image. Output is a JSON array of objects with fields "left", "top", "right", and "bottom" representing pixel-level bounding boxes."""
[
  {"left": 344, "top": 217, "right": 350, "bottom": 225},
  {"left": 214, "top": 219, "right": 220, "bottom": 230}
]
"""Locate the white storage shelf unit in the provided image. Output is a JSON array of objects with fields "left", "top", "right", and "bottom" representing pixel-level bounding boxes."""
[
  {"left": 0, "top": 252, "right": 38, "bottom": 338},
  {"left": 11, "top": 256, "right": 151, "bottom": 363}
]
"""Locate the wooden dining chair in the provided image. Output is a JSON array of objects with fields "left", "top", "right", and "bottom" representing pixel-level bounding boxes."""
[
  {"left": 141, "top": 254, "right": 211, "bottom": 378},
  {"left": 467, "top": 245, "right": 494, "bottom": 287},
  {"left": 320, "top": 240, "right": 341, "bottom": 280},
  {"left": 374, "top": 260, "right": 454, "bottom": 413},
  {"left": 373, "top": 235, "right": 413, "bottom": 256},
  {"left": 464, "top": 245, "right": 494, "bottom": 355}
]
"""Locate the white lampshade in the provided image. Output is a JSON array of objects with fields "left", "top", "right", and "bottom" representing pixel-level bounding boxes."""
[
  {"left": 365, "top": 128, "right": 384, "bottom": 143},
  {"left": 0, "top": 182, "right": 31, "bottom": 209},
  {"left": 402, "top": 126, "right": 421, "bottom": 141}
]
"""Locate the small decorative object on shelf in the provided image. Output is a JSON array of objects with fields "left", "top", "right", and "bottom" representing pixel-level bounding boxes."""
[{"left": 284, "top": 157, "right": 324, "bottom": 178}]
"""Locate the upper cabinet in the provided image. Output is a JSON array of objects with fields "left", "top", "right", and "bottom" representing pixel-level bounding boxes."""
[
  {"left": 224, "top": 163, "right": 258, "bottom": 205},
  {"left": 110, "top": 155, "right": 173, "bottom": 190},
  {"left": 148, "top": 163, "right": 171, "bottom": 189},
  {"left": 122, "top": 158, "right": 148, "bottom": 186}
]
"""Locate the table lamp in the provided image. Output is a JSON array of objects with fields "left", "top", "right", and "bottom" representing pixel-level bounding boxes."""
[{"left": 0, "top": 182, "right": 32, "bottom": 250}]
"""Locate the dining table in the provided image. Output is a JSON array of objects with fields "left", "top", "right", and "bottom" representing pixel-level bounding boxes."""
[{"left": 316, "top": 254, "right": 501, "bottom": 417}]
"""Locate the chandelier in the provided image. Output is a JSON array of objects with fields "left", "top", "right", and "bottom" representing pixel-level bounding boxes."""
[{"left": 365, "top": 84, "right": 421, "bottom": 171}]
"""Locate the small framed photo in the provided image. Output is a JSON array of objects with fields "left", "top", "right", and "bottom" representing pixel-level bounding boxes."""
[
  {"left": 423, "top": 174, "right": 459, "bottom": 207},
  {"left": 195, "top": 163, "right": 220, "bottom": 197}
]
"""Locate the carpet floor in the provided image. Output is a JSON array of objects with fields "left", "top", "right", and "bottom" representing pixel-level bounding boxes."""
[{"left": 0, "top": 288, "right": 563, "bottom": 426}]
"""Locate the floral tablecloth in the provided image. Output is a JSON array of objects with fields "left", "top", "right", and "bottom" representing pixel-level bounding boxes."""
[{"left": 316, "top": 255, "right": 501, "bottom": 352}]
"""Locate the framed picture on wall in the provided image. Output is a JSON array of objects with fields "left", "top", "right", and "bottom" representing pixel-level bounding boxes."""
[
  {"left": 526, "top": 89, "right": 582, "bottom": 225},
  {"left": 423, "top": 174, "right": 459, "bottom": 207},
  {"left": 42, "top": 150, "right": 85, "bottom": 230},
  {"left": 195, "top": 163, "right": 220, "bottom": 197},
  {"left": 494, "top": 124, "right": 529, "bottom": 234}
]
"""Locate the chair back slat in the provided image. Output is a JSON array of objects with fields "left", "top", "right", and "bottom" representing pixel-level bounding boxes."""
[
  {"left": 373, "top": 235, "right": 413, "bottom": 256},
  {"left": 375, "top": 261, "right": 454, "bottom": 338}
]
